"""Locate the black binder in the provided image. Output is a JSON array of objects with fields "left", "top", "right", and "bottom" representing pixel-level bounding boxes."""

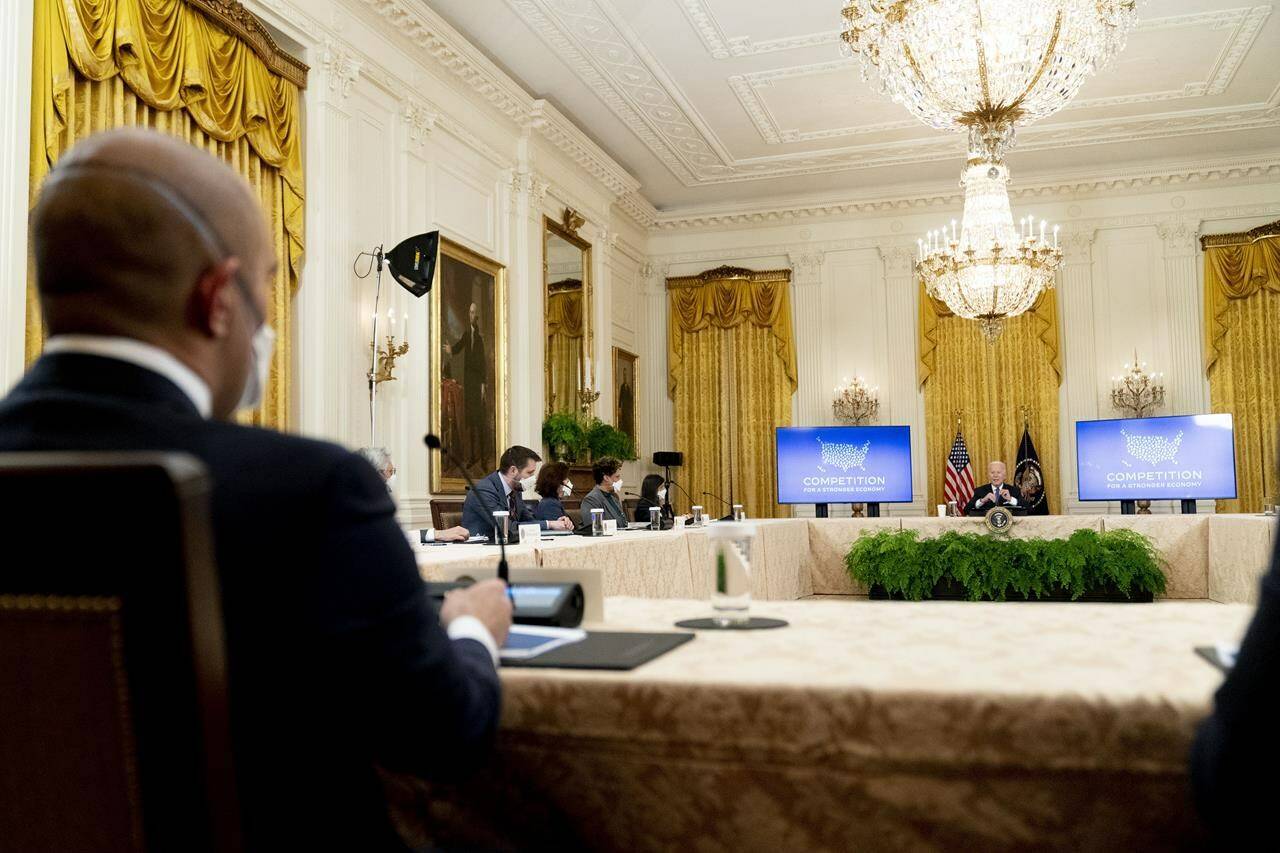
[{"left": 503, "top": 631, "right": 693, "bottom": 671}]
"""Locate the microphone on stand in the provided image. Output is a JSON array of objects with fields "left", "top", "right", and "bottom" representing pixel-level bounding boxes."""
[
  {"left": 665, "top": 478, "right": 694, "bottom": 514},
  {"left": 425, "top": 432, "right": 508, "bottom": 584},
  {"left": 701, "top": 490, "right": 736, "bottom": 522}
]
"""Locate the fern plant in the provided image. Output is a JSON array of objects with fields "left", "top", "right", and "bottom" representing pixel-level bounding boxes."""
[
  {"left": 541, "top": 412, "right": 587, "bottom": 463},
  {"left": 844, "top": 528, "right": 1167, "bottom": 602}
]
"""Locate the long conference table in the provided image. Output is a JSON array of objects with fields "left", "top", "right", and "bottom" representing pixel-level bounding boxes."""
[{"left": 394, "top": 514, "right": 1276, "bottom": 851}]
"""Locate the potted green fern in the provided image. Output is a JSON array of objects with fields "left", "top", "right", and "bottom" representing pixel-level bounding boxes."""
[{"left": 541, "top": 412, "right": 587, "bottom": 463}]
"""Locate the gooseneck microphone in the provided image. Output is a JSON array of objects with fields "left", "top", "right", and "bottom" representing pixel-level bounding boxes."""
[
  {"left": 701, "top": 490, "right": 731, "bottom": 510},
  {"left": 424, "top": 432, "right": 508, "bottom": 584},
  {"left": 664, "top": 478, "right": 694, "bottom": 514}
]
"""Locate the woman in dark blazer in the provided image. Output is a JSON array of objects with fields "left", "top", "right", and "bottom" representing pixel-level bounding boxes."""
[
  {"left": 634, "top": 473, "right": 675, "bottom": 525},
  {"left": 534, "top": 460, "right": 573, "bottom": 522}
]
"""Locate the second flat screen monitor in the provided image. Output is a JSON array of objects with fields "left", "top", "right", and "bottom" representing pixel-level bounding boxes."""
[{"left": 776, "top": 425, "right": 913, "bottom": 504}]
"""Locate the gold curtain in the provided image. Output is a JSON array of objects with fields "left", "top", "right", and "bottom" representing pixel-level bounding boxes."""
[
  {"left": 545, "top": 288, "right": 583, "bottom": 414},
  {"left": 668, "top": 268, "right": 797, "bottom": 519},
  {"left": 30, "top": 0, "right": 305, "bottom": 429},
  {"left": 919, "top": 286, "right": 1062, "bottom": 512},
  {"left": 1202, "top": 225, "right": 1280, "bottom": 513}
]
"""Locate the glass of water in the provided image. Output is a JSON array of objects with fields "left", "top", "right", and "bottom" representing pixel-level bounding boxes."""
[
  {"left": 492, "top": 510, "right": 510, "bottom": 544},
  {"left": 649, "top": 506, "right": 661, "bottom": 530},
  {"left": 691, "top": 504, "right": 704, "bottom": 526},
  {"left": 732, "top": 503, "right": 745, "bottom": 521},
  {"left": 709, "top": 522, "right": 755, "bottom": 626},
  {"left": 591, "top": 507, "right": 605, "bottom": 536}
]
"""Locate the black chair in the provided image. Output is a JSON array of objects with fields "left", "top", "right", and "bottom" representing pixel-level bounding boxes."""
[{"left": 0, "top": 452, "right": 239, "bottom": 853}]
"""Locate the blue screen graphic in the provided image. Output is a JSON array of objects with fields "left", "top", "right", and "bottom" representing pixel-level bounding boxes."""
[
  {"left": 775, "top": 425, "right": 913, "bottom": 504},
  {"left": 1075, "top": 414, "right": 1236, "bottom": 501}
]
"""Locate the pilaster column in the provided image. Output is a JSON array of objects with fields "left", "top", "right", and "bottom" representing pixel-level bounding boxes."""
[
  {"left": 787, "top": 251, "right": 826, "bottom": 426},
  {"left": 639, "top": 262, "right": 672, "bottom": 457},
  {"left": 1058, "top": 230, "right": 1097, "bottom": 512},
  {"left": 508, "top": 155, "right": 548, "bottom": 445},
  {"left": 880, "top": 245, "right": 924, "bottom": 508},
  {"left": 295, "top": 36, "right": 361, "bottom": 445},
  {"left": 1157, "top": 219, "right": 1207, "bottom": 415},
  {"left": 0, "top": 0, "right": 34, "bottom": 393}
]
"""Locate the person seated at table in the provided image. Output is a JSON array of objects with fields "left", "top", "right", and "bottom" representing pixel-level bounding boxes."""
[
  {"left": 360, "top": 446, "right": 468, "bottom": 543},
  {"left": 1191, "top": 528, "right": 1280, "bottom": 846},
  {"left": 461, "top": 445, "right": 574, "bottom": 539},
  {"left": 533, "top": 459, "right": 573, "bottom": 523},
  {"left": 634, "top": 473, "right": 676, "bottom": 525},
  {"left": 579, "top": 457, "right": 631, "bottom": 530},
  {"left": 964, "top": 460, "right": 1022, "bottom": 515}
]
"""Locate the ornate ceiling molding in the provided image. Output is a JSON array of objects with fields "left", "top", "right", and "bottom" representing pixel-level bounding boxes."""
[
  {"left": 649, "top": 156, "right": 1280, "bottom": 231},
  {"left": 352, "top": 0, "right": 641, "bottom": 205},
  {"left": 505, "top": 0, "right": 1279, "bottom": 189}
]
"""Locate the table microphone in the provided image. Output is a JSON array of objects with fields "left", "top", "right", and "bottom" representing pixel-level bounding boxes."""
[
  {"left": 424, "top": 432, "right": 508, "bottom": 584},
  {"left": 665, "top": 478, "right": 694, "bottom": 513},
  {"left": 702, "top": 490, "right": 736, "bottom": 522}
]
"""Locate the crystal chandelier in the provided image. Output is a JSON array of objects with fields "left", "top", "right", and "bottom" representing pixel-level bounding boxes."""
[
  {"left": 841, "top": 0, "right": 1135, "bottom": 341},
  {"left": 916, "top": 155, "right": 1062, "bottom": 341},
  {"left": 832, "top": 375, "right": 880, "bottom": 425},
  {"left": 839, "top": 0, "right": 1138, "bottom": 162},
  {"left": 1110, "top": 350, "right": 1165, "bottom": 417}
]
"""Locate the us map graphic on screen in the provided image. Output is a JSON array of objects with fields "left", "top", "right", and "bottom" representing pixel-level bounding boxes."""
[
  {"left": 1075, "top": 414, "right": 1237, "bottom": 501},
  {"left": 776, "top": 426, "right": 914, "bottom": 504}
]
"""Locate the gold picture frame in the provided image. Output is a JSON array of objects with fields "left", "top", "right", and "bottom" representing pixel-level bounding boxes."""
[
  {"left": 543, "top": 214, "right": 593, "bottom": 414},
  {"left": 431, "top": 237, "right": 508, "bottom": 494},
  {"left": 613, "top": 346, "right": 638, "bottom": 455}
]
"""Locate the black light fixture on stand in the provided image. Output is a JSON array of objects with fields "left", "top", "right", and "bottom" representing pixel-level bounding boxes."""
[{"left": 352, "top": 231, "right": 440, "bottom": 445}]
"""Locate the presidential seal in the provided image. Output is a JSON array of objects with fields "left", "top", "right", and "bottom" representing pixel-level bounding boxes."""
[{"left": 984, "top": 505, "right": 1014, "bottom": 534}]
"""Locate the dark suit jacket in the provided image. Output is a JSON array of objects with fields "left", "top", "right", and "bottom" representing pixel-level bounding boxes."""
[
  {"left": 449, "top": 324, "right": 486, "bottom": 398},
  {"left": 0, "top": 353, "right": 501, "bottom": 852},
  {"left": 461, "top": 470, "right": 545, "bottom": 538},
  {"left": 1191, "top": 533, "right": 1280, "bottom": 845},
  {"left": 963, "top": 482, "right": 1023, "bottom": 515},
  {"left": 534, "top": 495, "right": 566, "bottom": 523}
]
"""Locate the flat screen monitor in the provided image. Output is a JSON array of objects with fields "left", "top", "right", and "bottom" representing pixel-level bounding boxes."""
[
  {"left": 1075, "top": 413, "right": 1237, "bottom": 501},
  {"left": 775, "top": 425, "right": 913, "bottom": 505}
]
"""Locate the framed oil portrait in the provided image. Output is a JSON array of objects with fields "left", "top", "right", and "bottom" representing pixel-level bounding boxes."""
[
  {"left": 431, "top": 237, "right": 507, "bottom": 493},
  {"left": 612, "top": 347, "right": 638, "bottom": 454}
]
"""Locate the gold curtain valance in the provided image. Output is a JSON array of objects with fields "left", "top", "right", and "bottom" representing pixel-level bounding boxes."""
[
  {"left": 546, "top": 288, "right": 584, "bottom": 339},
  {"left": 918, "top": 287, "right": 1061, "bottom": 388},
  {"left": 666, "top": 267, "right": 797, "bottom": 398},
  {"left": 1202, "top": 226, "right": 1280, "bottom": 374},
  {"left": 35, "top": 0, "right": 305, "bottom": 283}
]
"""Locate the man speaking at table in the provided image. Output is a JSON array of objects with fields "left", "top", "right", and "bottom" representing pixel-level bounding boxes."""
[
  {"left": 0, "top": 128, "right": 510, "bottom": 851},
  {"left": 964, "top": 460, "right": 1022, "bottom": 515}
]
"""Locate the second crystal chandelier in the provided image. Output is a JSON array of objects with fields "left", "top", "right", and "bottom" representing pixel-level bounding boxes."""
[{"left": 840, "top": 0, "right": 1137, "bottom": 340}]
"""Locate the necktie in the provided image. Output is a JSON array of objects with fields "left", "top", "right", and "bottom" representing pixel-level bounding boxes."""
[{"left": 508, "top": 488, "right": 518, "bottom": 520}]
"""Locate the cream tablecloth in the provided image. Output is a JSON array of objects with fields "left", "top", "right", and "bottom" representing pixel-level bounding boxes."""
[
  {"left": 1207, "top": 514, "right": 1276, "bottom": 604},
  {"left": 387, "top": 596, "right": 1254, "bottom": 851},
  {"left": 534, "top": 529, "right": 699, "bottom": 598},
  {"left": 1102, "top": 515, "right": 1209, "bottom": 599}
]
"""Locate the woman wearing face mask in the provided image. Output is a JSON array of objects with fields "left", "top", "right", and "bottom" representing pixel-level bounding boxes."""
[
  {"left": 634, "top": 473, "right": 676, "bottom": 526},
  {"left": 533, "top": 460, "right": 573, "bottom": 523}
]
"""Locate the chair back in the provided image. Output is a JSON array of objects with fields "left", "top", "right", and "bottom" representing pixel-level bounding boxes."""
[
  {"left": 0, "top": 452, "right": 238, "bottom": 853},
  {"left": 430, "top": 498, "right": 466, "bottom": 532}
]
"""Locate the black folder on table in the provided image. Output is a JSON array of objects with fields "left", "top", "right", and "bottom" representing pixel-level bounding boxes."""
[{"left": 503, "top": 631, "right": 693, "bottom": 671}]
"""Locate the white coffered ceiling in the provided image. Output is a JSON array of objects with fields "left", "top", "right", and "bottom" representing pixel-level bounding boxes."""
[{"left": 425, "top": 0, "right": 1280, "bottom": 211}]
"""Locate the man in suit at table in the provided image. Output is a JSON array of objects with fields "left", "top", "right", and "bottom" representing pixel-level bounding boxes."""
[
  {"left": 461, "top": 445, "right": 575, "bottom": 540},
  {"left": 579, "top": 456, "right": 631, "bottom": 530},
  {"left": 963, "top": 460, "right": 1023, "bottom": 515},
  {"left": 0, "top": 128, "right": 511, "bottom": 851}
]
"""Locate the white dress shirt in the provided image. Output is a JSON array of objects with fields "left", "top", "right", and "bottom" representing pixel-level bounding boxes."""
[{"left": 44, "top": 334, "right": 213, "bottom": 418}]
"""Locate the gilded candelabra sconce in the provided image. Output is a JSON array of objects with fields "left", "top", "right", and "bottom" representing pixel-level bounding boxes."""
[{"left": 833, "top": 374, "right": 880, "bottom": 517}]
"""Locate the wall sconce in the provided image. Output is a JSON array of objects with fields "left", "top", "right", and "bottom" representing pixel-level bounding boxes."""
[
  {"left": 1110, "top": 350, "right": 1165, "bottom": 418},
  {"left": 369, "top": 308, "right": 409, "bottom": 386},
  {"left": 833, "top": 375, "right": 880, "bottom": 425}
]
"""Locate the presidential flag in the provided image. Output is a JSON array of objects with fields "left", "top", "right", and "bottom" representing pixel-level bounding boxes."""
[
  {"left": 1015, "top": 424, "right": 1049, "bottom": 514},
  {"left": 944, "top": 430, "right": 976, "bottom": 510}
]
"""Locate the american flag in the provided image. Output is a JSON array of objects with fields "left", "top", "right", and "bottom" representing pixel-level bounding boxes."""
[{"left": 944, "top": 430, "right": 976, "bottom": 509}]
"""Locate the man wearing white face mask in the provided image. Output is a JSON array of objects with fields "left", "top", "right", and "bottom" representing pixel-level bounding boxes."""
[
  {"left": 461, "top": 445, "right": 574, "bottom": 540},
  {"left": 0, "top": 128, "right": 513, "bottom": 851},
  {"left": 579, "top": 457, "right": 631, "bottom": 530}
]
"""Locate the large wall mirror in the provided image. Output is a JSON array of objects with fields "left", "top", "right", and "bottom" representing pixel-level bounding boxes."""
[{"left": 544, "top": 212, "right": 592, "bottom": 415}]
